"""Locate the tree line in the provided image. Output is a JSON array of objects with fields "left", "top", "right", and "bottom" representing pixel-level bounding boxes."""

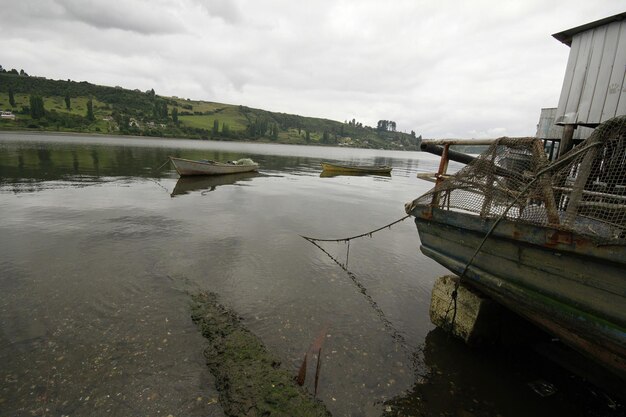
[{"left": 1, "top": 65, "right": 422, "bottom": 148}]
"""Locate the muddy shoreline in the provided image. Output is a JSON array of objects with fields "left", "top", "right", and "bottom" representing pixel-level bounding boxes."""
[{"left": 190, "top": 292, "right": 331, "bottom": 417}]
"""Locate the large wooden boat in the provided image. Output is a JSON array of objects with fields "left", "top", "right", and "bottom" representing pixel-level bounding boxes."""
[
  {"left": 169, "top": 156, "right": 258, "bottom": 176},
  {"left": 406, "top": 118, "right": 626, "bottom": 381},
  {"left": 320, "top": 162, "right": 392, "bottom": 175}
]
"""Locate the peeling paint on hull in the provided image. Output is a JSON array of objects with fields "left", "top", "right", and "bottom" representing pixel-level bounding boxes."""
[{"left": 411, "top": 207, "right": 626, "bottom": 381}]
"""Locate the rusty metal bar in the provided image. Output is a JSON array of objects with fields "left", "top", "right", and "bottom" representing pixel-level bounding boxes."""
[
  {"left": 421, "top": 139, "right": 500, "bottom": 146},
  {"left": 431, "top": 144, "right": 451, "bottom": 207}
]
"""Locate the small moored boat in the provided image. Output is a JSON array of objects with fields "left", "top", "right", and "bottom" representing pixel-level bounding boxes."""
[
  {"left": 320, "top": 162, "right": 392, "bottom": 175},
  {"left": 169, "top": 156, "right": 259, "bottom": 176}
]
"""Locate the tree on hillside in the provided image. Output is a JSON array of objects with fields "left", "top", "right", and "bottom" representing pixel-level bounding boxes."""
[
  {"left": 65, "top": 93, "right": 71, "bottom": 110},
  {"left": 377, "top": 119, "right": 397, "bottom": 132},
  {"left": 86, "top": 98, "right": 95, "bottom": 121},
  {"left": 153, "top": 100, "right": 168, "bottom": 120},
  {"left": 247, "top": 117, "right": 270, "bottom": 138},
  {"left": 213, "top": 119, "right": 219, "bottom": 135},
  {"left": 29, "top": 95, "right": 45, "bottom": 119},
  {"left": 8, "top": 89, "right": 15, "bottom": 107},
  {"left": 305, "top": 130, "right": 310, "bottom": 143},
  {"left": 19, "top": 69, "right": 28, "bottom": 77},
  {"left": 172, "top": 107, "right": 178, "bottom": 125},
  {"left": 222, "top": 122, "right": 230, "bottom": 137}
]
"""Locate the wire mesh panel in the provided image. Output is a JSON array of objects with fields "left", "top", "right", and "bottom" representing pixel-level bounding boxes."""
[{"left": 408, "top": 116, "right": 626, "bottom": 243}]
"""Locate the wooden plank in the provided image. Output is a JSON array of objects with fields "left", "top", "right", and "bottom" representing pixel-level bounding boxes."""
[
  {"left": 416, "top": 222, "right": 626, "bottom": 323},
  {"left": 418, "top": 220, "right": 626, "bottom": 300}
]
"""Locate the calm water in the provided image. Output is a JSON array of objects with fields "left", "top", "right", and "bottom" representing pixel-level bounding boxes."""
[{"left": 0, "top": 133, "right": 617, "bottom": 417}]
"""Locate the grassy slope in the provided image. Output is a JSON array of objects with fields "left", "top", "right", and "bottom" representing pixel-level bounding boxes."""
[{"left": 0, "top": 74, "right": 420, "bottom": 149}]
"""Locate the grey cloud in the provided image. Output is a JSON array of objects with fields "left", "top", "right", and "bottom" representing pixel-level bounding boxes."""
[
  {"left": 2, "top": 0, "right": 625, "bottom": 139},
  {"left": 55, "top": 0, "right": 184, "bottom": 34},
  {"left": 199, "top": 0, "right": 243, "bottom": 24}
]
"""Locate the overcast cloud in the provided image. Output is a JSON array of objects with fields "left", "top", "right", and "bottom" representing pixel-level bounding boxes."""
[{"left": 1, "top": 0, "right": 624, "bottom": 138}]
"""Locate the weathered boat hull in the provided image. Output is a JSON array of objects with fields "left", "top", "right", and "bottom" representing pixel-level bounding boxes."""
[
  {"left": 410, "top": 206, "right": 626, "bottom": 380},
  {"left": 169, "top": 157, "right": 258, "bottom": 176},
  {"left": 320, "top": 162, "right": 392, "bottom": 175}
]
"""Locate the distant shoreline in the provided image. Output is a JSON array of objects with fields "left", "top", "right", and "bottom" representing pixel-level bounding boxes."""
[{"left": 0, "top": 129, "right": 422, "bottom": 151}]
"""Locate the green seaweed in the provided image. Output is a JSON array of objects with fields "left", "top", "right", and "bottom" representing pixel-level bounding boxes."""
[{"left": 190, "top": 292, "right": 332, "bottom": 417}]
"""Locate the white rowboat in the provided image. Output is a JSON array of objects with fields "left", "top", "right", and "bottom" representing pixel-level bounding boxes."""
[{"left": 169, "top": 156, "right": 259, "bottom": 176}]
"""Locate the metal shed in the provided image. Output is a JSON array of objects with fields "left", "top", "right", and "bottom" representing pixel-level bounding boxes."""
[{"left": 553, "top": 12, "right": 626, "bottom": 127}]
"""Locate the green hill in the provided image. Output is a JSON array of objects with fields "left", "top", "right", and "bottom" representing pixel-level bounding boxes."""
[{"left": 0, "top": 68, "right": 421, "bottom": 150}]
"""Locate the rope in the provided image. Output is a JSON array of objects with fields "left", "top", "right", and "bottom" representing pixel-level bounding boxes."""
[
  {"left": 146, "top": 177, "right": 171, "bottom": 195},
  {"left": 154, "top": 158, "right": 171, "bottom": 173},
  {"left": 297, "top": 214, "right": 422, "bottom": 350},
  {"left": 301, "top": 236, "right": 412, "bottom": 352},
  {"left": 147, "top": 158, "right": 172, "bottom": 194},
  {"left": 300, "top": 214, "right": 411, "bottom": 242}
]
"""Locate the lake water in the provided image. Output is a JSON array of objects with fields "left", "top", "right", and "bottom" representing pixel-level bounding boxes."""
[{"left": 0, "top": 133, "right": 616, "bottom": 417}]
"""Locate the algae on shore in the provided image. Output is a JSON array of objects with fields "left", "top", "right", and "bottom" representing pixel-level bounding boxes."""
[{"left": 190, "top": 292, "right": 332, "bottom": 417}]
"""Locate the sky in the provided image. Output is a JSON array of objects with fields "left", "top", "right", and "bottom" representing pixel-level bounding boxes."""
[{"left": 0, "top": 1, "right": 624, "bottom": 138}]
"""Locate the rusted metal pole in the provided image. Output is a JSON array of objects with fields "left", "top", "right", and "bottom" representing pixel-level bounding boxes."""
[{"left": 431, "top": 144, "right": 451, "bottom": 207}]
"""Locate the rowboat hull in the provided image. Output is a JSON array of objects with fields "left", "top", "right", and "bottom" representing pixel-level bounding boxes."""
[
  {"left": 409, "top": 206, "right": 626, "bottom": 381},
  {"left": 169, "top": 157, "right": 258, "bottom": 176},
  {"left": 320, "top": 162, "right": 392, "bottom": 175}
]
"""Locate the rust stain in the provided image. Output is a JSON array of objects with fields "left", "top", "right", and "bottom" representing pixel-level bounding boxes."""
[{"left": 545, "top": 230, "right": 573, "bottom": 246}]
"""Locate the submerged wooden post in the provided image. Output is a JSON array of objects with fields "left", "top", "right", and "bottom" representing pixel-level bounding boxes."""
[{"left": 429, "top": 275, "right": 502, "bottom": 346}]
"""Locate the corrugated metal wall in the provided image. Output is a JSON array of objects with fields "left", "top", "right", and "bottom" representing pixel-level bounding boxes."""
[
  {"left": 536, "top": 108, "right": 595, "bottom": 140},
  {"left": 555, "top": 19, "right": 626, "bottom": 126}
]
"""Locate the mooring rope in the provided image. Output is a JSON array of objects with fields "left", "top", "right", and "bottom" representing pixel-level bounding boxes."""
[
  {"left": 300, "top": 214, "right": 419, "bottom": 355},
  {"left": 154, "top": 158, "right": 171, "bottom": 173},
  {"left": 302, "top": 236, "right": 412, "bottom": 352},
  {"left": 145, "top": 177, "right": 171, "bottom": 195},
  {"left": 300, "top": 214, "right": 411, "bottom": 243},
  {"left": 144, "top": 158, "right": 173, "bottom": 195}
]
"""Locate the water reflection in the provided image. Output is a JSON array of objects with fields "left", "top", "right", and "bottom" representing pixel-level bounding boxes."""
[
  {"left": 170, "top": 172, "right": 258, "bottom": 197},
  {"left": 320, "top": 171, "right": 392, "bottom": 178},
  {"left": 2, "top": 134, "right": 606, "bottom": 417},
  {"left": 384, "top": 328, "right": 622, "bottom": 417}
]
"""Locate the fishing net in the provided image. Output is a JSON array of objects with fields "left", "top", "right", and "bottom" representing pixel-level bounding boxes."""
[{"left": 407, "top": 115, "right": 626, "bottom": 243}]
